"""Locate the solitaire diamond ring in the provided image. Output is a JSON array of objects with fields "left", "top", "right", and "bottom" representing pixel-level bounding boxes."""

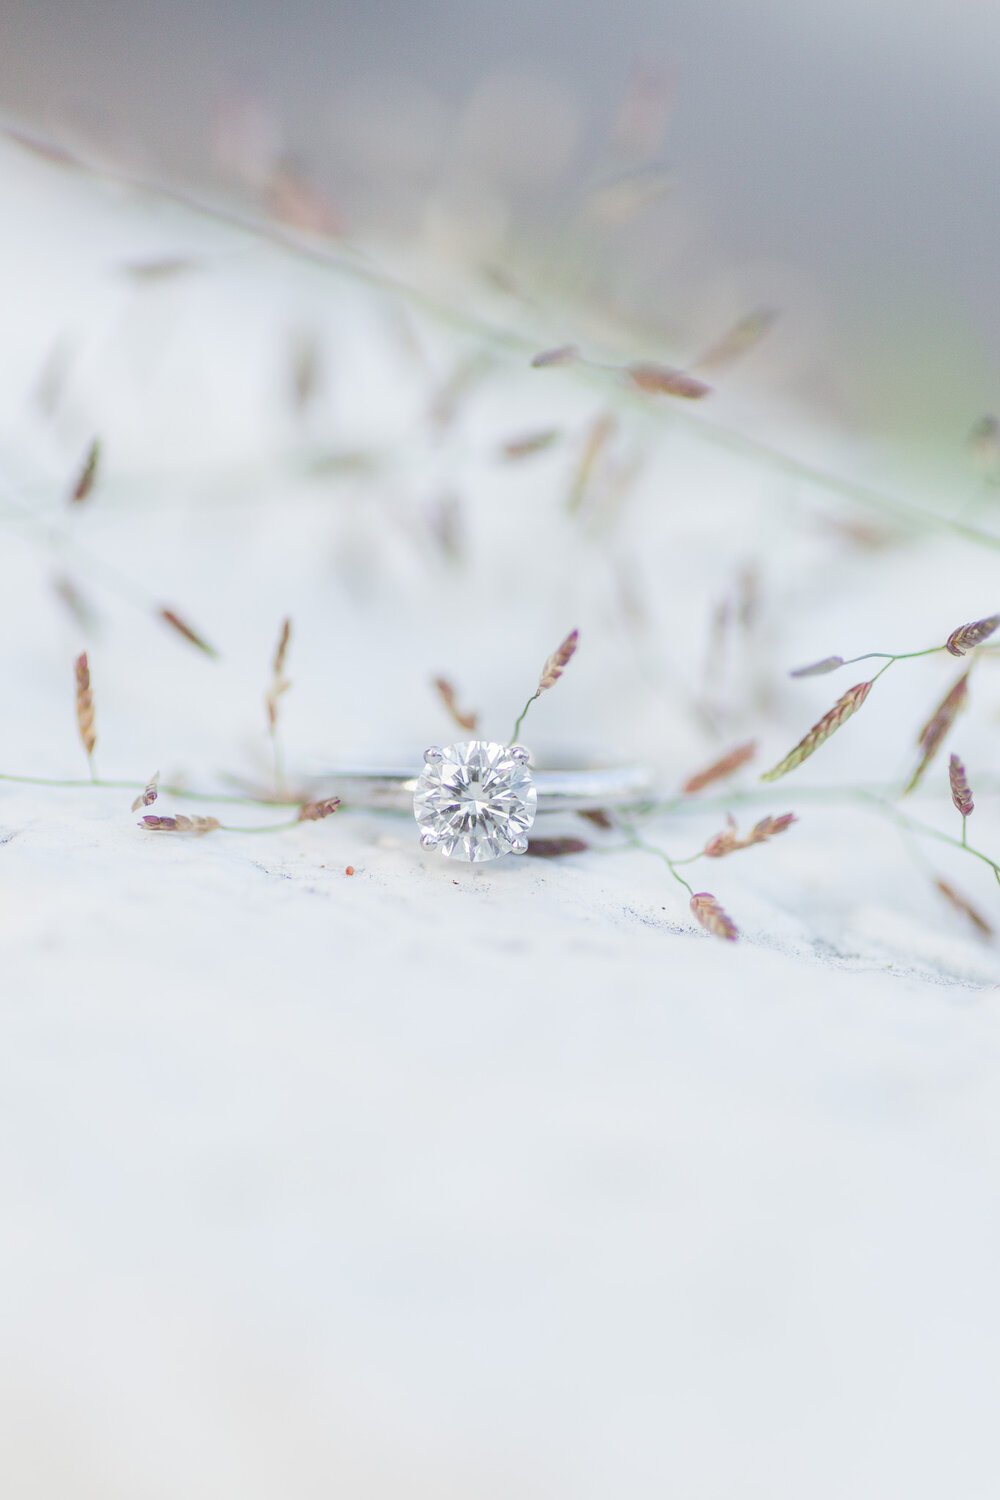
[
  {"left": 415, "top": 741, "right": 537, "bottom": 860},
  {"left": 313, "top": 742, "right": 652, "bottom": 863}
]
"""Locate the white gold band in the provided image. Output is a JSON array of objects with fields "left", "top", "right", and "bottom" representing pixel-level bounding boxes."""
[{"left": 310, "top": 762, "right": 652, "bottom": 814}]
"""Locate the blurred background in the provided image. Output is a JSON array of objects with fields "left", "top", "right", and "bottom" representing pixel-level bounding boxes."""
[
  {"left": 3, "top": 0, "right": 1000, "bottom": 439},
  {"left": 4, "top": 7, "right": 1000, "bottom": 1500}
]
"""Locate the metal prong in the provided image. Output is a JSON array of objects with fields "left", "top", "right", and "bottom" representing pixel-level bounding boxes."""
[
  {"left": 511, "top": 834, "right": 530, "bottom": 854},
  {"left": 420, "top": 830, "right": 441, "bottom": 850},
  {"left": 423, "top": 746, "right": 444, "bottom": 764},
  {"left": 509, "top": 745, "right": 530, "bottom": 764}
]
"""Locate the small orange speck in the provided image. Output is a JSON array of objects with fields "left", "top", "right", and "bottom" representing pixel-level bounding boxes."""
[{"left": 345, "top": 865, "right": 355, "bottom": 876}]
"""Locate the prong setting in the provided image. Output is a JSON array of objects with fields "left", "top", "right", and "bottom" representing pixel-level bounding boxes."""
[
  {"left": 510, "top": 744, "right": 530, "bottom": 764},
  {"left": 413, "top": 740, "right": 537, "bottom": 862}
]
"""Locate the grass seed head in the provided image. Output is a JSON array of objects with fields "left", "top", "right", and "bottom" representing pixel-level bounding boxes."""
[
  {"left": 499, "top": 428, "right": 561, "bottom": 462},
  {"left": 291, "top": 331, "right": 321, "bottom": 413},
  {"left": 160, "top": 607, "right": 218, "bottom": 657},
  {"left": 748, "top": 812, "right": 798, "bottom": 842},
  {"left": 905, "top": 672, "right": 969, "bottom": 794},
  {"left": 789, "top": 655, "right": 844, "bottom": 678},
  {"left": 578, "top": 808, "right": 613, "bottom": 829},
  {"left": 272, "top": 617, "right": 292, "bottom": 677},
  {"left": 298, "top": 797, "right": 341, "bottom": 822},
  {"left": 266, "top": 617, "right": 293, "bottom": 729},
  {"left": 935, "top": 878, "right": 993, "bottom": 939},
  {"left": 140, "top": 813, "right": 219, "bottom": 834},
  {"left": 692, "top": 308, "right": 778, "bottom": 375},
  {"left": 704, "top": 811, "right": 796, "bottom": 857},
  {"left": 538, "top": 629, "right": 579, "bottom": 693},
  {"left": 74, "top": 651, "right": 96, "bottom": 758},
  {"left": 567, "top": 414, "right": 617, "bottom": 514},
  {"left": 434, "top": 677, "right": 478, "bottom": 733},
  {"left": 70, "top": 438, "right": 100, "bottom": 504},
  {"left": 624, "top": 362, "right": 712, "bottom": 399},
  {"left": 949, "top": 754, "right": 974, "bottom": 817},
  {"left": 131, "top": 772, "right": 160, "bottom": 812},
  {"left": 525, "top": 836, "right": 589, "bottom": 858},
  {"left": 945, "top": 614, "right": 999, "bottom": 656},
  {"left": 531, "top": 344, "right": 580, "bottom": 368},
  {"left": 53, "top": 575, "right": 96, "bottom": 631},
  {"left": 690, "top": 892, "right": 738, "bottom": 941},
  {"left": 682, "top": 740, "right": 756, "bottom": 794},
  {"left": 761, "top": 681, "right": 872, "bottom": 782}
]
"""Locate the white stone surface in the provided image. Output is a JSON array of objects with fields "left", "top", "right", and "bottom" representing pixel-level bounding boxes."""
[{"left": 1, "top": 138, "right": 1000, "bottom": 1499}]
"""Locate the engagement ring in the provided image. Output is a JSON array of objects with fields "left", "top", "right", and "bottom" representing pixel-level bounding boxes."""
[{"left": 316, "top": 741, "right": 652, "bottom": 863}]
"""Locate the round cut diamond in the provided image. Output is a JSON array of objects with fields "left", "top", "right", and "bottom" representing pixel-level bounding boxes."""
[{"left": 413, "top": 741, "right": 537, "bottom": 862}]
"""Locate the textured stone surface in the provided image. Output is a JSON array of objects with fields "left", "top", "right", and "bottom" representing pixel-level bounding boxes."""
[{"left": 4, "top": 144, "right": 1000, "bottom": 1500}]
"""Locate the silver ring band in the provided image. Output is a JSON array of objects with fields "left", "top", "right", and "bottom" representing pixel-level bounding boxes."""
[{"left": 311, "top": 762, "right": 652, "bottom": 814}]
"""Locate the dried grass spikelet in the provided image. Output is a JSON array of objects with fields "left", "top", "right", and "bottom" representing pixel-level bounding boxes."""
[
  {"left": 160, "top": 607, "right": 218, "bottom": 657},
  {"left": 70, "top": 438, "right": 100, "bottom": 504},
  {"left": 789, "top": 656, "right": 844, "bottom": 679},
  {"left": 538, "top": 629, "right": 579, "bottom": 692},
  {"left": 530, "top": 344, "right": 580, "bottom": 368},
  {"left": 499, "top": 429, "right": 561, "bottom": 462},
  {"left": 54, "top": 574, "right": 96, "bottom": 631},
  {"left": 948, "top": 754, "right": 974, "bottom": 817},
  {"left": 934, "top": 878, "right": 994, "bottom": 939},
  {"left": 945, "top": 614, "right": 999, "bottom": 656},
  {"left": 749, "top": 812, "right": 797, "bottom": 842},
  {"left": 692, "top": 308, "right": 778, "bottom": 376},
  {"left": 702, "top": 818, "right": 740, "bottom": 858},
  {"left": 905, "top": 672, "right": 969, "bottom": 795},
  {"left": 140, "top": 813, "right": 220, "bottom": 834},
  {"left": 761, "top": 681, "right": 873, "bottom": 782},
  {"left": 624, "top": 362, "right": 712, "bottom": 400},
  {"left": 131, "top": 772, "right": 160, "bottom": 812},
  {"left": 266, "top": 617, "right": 292, "bottom": 729},
  {"left": 74, "top": 651, "right": 96, "bottom": 760},
  {"left": 272, "top": 616, "right": 291, "bottom": 678},
  {"left": 434, "top": 677, "right": 478, "bottom": 734},
  {"left": 578, "top": 808, "right": 613, "bottom": 830},
  {"left": 512, "top": 629, "right": 581, "bottom": 739},
  {"left": 121, "top": 256, "right": 201, "bottom": 282},
  {"left": 291, "top": 330, "right": 321, "bottom": 413},
  {"left": 816, "top": 513, "right": 900, "bottom": 551},
  {"left": 526, "top": 837, "right": 589, "bottom": 858},
  {"left": 690, "top": 892, "right": 738, "bottom": 942},
  {"left": 297, "top": 797, "right": 341, "bottom": 822},
  {"left": 682, "top": 741, "right": 756, "bottom": 795},
  {"left": 567, "top": 413, "right": 617, "bottom": 515},
  {"left": 703, "top": 812, "right": 797, "bottom": 857}
]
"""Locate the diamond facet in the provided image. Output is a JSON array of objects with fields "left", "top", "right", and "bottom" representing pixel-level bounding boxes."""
[{"left": 413, "top": 740, "right": 537, "bottom": 862}]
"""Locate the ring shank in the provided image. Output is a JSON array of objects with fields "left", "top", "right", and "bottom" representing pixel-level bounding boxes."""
[{"left": 310, "top": 764, "right": 652, "bottom": 814}]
